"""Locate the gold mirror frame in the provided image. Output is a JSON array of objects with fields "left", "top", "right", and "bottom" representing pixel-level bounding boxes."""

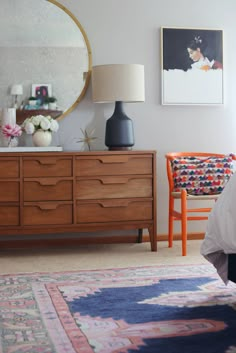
[{"left": 48, "top": 0, "right": 92, "bottom": 120}]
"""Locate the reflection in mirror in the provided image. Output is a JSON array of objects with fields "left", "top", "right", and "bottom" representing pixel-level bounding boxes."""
[{"left": 0, "top": 0, "right": 92, "bottom": 122}]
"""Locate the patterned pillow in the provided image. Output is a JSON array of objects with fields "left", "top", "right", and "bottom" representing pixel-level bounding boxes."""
[{"left": 171, "top": 155, "right": 234, "bottom": 195}]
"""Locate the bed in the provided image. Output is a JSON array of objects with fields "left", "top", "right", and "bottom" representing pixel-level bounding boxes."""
[{"left": 201, "top": 172, "right": 236, "bottom": 284}]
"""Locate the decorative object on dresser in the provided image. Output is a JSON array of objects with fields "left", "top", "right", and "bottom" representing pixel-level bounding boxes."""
[
  {"left": 31, "top": 83, "right": 52, "bottom": 106},
  {"left": 0, "top": 108, "right": 16, "bottom": 126},
  {"left": 0, "top": 108, "right": 17, "bottom": 147},
  {"left": 44, "top": 96, "right": 57, "bottom": 110},
  {"left": 28, "top": 96, "right": 38, "bottom": 106},
  {"left": 76, "top": 128, "right": 98, "bottom": 151},
  {"left": 1, "top": 123, "right": 22, "bottom": 147},
  {"left": 92, "top": 64, "right": 145, "bottom": 150},
  {"left": 10, "top": 84, "right": 23, "bottom": 108},
  {"left": 31, "top": 130, "right": 52, "bottom": 147},
  {"left": 22, "top": 115, "right": 59, "bottom": 147},
  {"left": 0, "top": 150, "right": 157, "bottom": 251}
]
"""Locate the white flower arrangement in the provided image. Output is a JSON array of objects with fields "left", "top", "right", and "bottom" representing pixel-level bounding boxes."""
[{"left": 22, "top": 115, "right": 59, "bottom": 135}]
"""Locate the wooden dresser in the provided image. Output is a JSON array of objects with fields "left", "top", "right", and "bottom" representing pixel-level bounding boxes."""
[{"left": 0, "top": 150, "right": 157, "bottom": 251}]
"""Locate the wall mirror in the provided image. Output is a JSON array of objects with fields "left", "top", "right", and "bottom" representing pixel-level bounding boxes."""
[{"left": 0, "top": 0, "right": 92, "bottom": 122}]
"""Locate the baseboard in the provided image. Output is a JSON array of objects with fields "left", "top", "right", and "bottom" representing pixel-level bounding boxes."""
[
  {"left": 0, "top": 232, "right": 205, "bottom": 249},
  {"left": 157, "top": 232, "right": 204, "bottom": 241}
]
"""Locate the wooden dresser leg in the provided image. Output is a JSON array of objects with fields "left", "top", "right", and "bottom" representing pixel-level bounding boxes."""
[
  {"left": 148, "top": 225, "right": 157, "bottom": 251},
  {"left": 137, "top": 228, "right": 143, "bottom": 243}
]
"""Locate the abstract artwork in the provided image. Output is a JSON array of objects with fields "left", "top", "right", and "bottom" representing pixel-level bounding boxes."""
[{"left": 31, "top": 83, "right": 52, "bottom": 105}]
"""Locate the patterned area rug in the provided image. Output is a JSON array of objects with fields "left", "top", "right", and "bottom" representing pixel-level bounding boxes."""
[{"left": 1, "top": 264, "right": 236, "bottom": 353}]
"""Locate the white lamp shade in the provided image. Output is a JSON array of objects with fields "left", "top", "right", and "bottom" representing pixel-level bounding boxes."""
[
  {"left": 92, "top": 64, "right": 145, "bottom": 103},
  {"left": 11, "top": 84, "right": 23, "bottom": 95}
]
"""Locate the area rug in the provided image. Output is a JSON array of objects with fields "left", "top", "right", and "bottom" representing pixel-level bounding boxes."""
[{"left": 1, "top": 264, "right": 236, "bottom": 353}]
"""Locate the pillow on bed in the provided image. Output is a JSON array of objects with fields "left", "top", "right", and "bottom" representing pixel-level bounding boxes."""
[{"left": 171, "top": 155, "right": 234, "bottom": 195}]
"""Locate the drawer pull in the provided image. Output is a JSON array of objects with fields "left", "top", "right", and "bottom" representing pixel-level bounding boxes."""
[
  {"left": 38, "top": 159, "right": 57, "bottom": 165},
  {"left": 99, "top": 156, "right": 129, "bottom": 164},
  {"left": 37, "top": 180, "right": 59, "bottom": 186},
  {"left": 101, "top": 177, "right": 129, "bottom": 185},
  {"left": 99, "top": 200, "right": 130, "bottom": 208},
  {"left": 37, "top": 204, "right": 59, "bottom": 210}
]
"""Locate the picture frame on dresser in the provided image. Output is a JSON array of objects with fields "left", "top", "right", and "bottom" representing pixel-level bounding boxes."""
[
  {"left": 161, "top": 27, "right": 223, "bottom": 105},
  {"left": 32, "top": 83, "right": 52, "bottom": 105}
]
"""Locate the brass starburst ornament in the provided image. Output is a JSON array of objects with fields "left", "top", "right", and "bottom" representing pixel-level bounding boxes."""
[{"left": 76, "top": 128, "right": 98, "bottom": 151}]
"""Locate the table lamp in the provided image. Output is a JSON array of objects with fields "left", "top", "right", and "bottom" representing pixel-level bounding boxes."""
[
  {"left": 10, "top": 84, "right": 23, "bottom": 108},
  {"left": 92, "top": 64, "right": 145, "bottom": 150}
]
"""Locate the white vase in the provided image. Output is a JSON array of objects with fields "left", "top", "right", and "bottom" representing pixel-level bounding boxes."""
[
  {"left": 49, "top": 102, "right": 57, "bottom": 110},
  {"left": 32, "top": 130, "right": 52, "bottom": 147},
  {"left": 1, "top": 108, "right": 16, "bottom": 125},
  {"left": 43, "top": 103, "right": 49, "bottom": 110},
  {"left": 29, "top": 100, "right": 37, "bottom": 106}
]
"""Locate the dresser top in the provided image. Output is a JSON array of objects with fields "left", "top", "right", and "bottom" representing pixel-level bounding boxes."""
[{"left": 0, "top": 149, "right": 156, "bottom": 156}]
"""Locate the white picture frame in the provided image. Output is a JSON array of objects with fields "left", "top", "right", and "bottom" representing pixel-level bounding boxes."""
[
  {"left": 31, "top": 83, "right": 52, "bottom": 105},
  {"left": 161, "top": 27, "right": 223, "bottom": 105}
]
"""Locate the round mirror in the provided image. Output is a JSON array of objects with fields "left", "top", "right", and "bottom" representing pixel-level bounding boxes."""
[{"left": 0, "top": 0, "right": 92, "bottom": 123}]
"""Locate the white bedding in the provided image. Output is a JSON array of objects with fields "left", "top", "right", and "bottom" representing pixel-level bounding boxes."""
[{"left": 200, "top": 172, "right": 236, "bottom": 284}]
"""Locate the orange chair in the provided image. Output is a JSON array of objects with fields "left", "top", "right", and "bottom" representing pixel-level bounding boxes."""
[{"left": 165, "top": 152, "right": 234, "bottom": 256}]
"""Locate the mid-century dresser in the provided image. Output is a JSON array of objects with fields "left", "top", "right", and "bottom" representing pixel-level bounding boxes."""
[{"left": 0, "top": 150, "right": 157, "bottom": 251}]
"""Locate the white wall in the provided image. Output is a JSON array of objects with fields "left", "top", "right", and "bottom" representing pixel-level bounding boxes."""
[{"left": 29, "top": 0, "right": 236, "bottom": 235}]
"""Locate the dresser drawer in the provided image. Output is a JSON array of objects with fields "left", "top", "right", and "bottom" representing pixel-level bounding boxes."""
[
  {"left": 0, "top": 181, "right": 19, "bottom": 201},
  {"left": 23, "top": 202, "right": 73, "bottom": 225},
  {"left": 76, "top": 199, "right": 153, "bottom": 223},
  {"left": 76, "top": 155, "right": 153, "bottom": 176},
  {"left": 24, "top": 178, "right": 73, "bottom": 201},
  {"left": 0, "top": 159, "right": 19, "bottom": 178},
  {"left": 0, "top": 206, "right": 19, "bottom": 225},
  {"left": 76, "top": 176, "right": 152, "bottom": 200},
  {"left": 23, "top": 157, "right": 73, "bottom": 177}
]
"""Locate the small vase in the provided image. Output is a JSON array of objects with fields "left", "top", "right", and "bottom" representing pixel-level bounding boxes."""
[
  {"left": 8, "top": 136, "right": 18, "bottom": 147},
  {"left": 49, "top": 102, "right": 57, "bottom": 110},
  {"left": 32, "top": 130, "right": 52, "bottom": 147},
  {"left": 43, "top": 103, "right": 49, "bottom": 110}
]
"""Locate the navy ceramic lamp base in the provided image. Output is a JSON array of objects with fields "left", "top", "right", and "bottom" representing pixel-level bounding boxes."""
[{"left": 105, "top": 101, "right": 134, "bottom": 150}]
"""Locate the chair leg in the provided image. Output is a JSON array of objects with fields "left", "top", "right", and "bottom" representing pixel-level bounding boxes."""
[
  {"left": 181, "top": 191, "right": 187, "bottom": 256},
  {"left": 168, "top": 196, "right": 174, "bottom": 248}
]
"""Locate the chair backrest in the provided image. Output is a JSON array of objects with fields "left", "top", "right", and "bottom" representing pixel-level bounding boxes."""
[{"left": 165, "top": 152, "right": 234, "bottom": 195}]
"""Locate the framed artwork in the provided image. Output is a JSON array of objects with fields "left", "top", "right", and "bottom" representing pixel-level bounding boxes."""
[
  {"left": 161, "top": 27, "right": 223, "bottom": 105},
  {"left": 31, "top": 84, "right": 52, "bottom": 105}
]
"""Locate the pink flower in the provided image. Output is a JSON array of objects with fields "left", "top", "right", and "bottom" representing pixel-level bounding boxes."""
[{"left": 2, "top": 124, "right": 22, "bottom": 138}]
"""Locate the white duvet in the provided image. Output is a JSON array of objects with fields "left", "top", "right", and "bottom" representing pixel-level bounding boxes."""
[{"left": 200, "top": 172, "right": 236, "bottom": 284}]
